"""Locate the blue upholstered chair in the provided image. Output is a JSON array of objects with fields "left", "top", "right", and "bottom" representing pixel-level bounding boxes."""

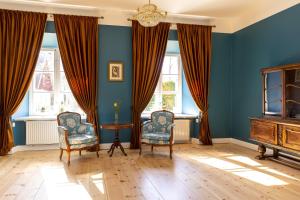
[
  {"left": 57, "top": 112, "right": 99, "bottom": 165},
  {"left": 140, "top": 110, "right": 175, "bottom": 159}
]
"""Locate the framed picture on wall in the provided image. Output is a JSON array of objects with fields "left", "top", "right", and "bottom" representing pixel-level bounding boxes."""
[{"left": 108, "top": 62, "right": 124, "bottom": 81}]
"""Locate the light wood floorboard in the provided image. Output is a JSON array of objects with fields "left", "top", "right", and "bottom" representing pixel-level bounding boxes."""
[{"left": 0, "top": 144, "right": 300, "bottom": 200}]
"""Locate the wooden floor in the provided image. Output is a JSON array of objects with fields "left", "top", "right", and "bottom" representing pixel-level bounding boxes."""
[{"left": 0, "top": 144, "right": 300, "bottom": 200}]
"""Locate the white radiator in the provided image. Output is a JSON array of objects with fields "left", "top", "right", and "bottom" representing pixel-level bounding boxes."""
[
  {"left": 173, "top": 119, "right": 191, "bottom": 143},
  {"left": 26, "top": 121, "right": 59, "bottom": 145}
]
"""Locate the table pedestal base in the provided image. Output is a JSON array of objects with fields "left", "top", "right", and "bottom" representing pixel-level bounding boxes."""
[{"left": 107, "top": 130, "right": 127, "bottom": 157}]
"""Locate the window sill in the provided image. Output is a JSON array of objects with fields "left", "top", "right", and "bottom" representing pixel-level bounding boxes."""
[
  {"left": 14, "top": 115, "right": 86, "bottom": 121},
  {"left": 141, "top": 113, "right": 198, "bottom": 120}
]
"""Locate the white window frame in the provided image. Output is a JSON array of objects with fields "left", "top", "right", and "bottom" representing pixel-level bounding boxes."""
[
  {"left": 29, "top": 48, "right": 82, "bottom": 116},
  {"left": 144, "top": 53, "right": 182, "bottom": 114}
]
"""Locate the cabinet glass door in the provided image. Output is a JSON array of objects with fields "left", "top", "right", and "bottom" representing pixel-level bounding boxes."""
[
  {"left": 264, "top": 71, "right": 282, "bottom": 115},
  {"left": 285, "top": 69, "right": 300, "bottom": 118}
]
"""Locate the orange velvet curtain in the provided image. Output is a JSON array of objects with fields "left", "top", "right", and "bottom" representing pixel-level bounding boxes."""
[
  {"left": 177, "top": 23, "right": 212, "bottom": 145},
  {"left": 131, "top": 21, "right": 170, "bottom": 148},
  {"left": 54, "top": 14, "right": 99, "bottom": 135},
  {"left": 0, "top": 9, "right": 47, "bottom": 155}
]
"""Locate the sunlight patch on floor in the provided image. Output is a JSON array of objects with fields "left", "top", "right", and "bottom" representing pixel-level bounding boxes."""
[
  {"left": 91, "top": 173, "right": 105, "bottom": 194},
  {"left": 41, "top": 167, "right": 93, "bottom": 200},
  {"left": 258, "top": 166, "right": 299, "bottom": 181},
  {"left": 227, "top": 155, "right": 262, "bottom": 166},
  {"left": 230, "top": 168, "right": 287, "bottom": 186},
  {"left": 191, "top": 156, "right": 288, "bottom": 186}
]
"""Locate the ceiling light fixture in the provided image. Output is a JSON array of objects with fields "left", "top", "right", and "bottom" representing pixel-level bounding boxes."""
[{"left": 133, "top": 0, "right": 167, "bottom": 27}]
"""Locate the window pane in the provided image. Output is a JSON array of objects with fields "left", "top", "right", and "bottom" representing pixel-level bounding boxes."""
[
  {"left": 162, "top": 94, "right": 176, "bottom": 111},
  {"left": 32, "top": 93, "right": 55, "bottom": 114},
  {"left": 60, "top": 72, "right": 71, "bottom": 92},
  {"left": 162, "top": 75, "right": 178, "bottom": 92},
  {"left": 145, "top": 93, "right": 162, "bottom": 112},
  {"left": 169, "top": 56, "right": 179, "bottom": 74},
  {"left": 162, "top": 56, "right": 178, "bottom": 75},
  {"left": 59, "top": 93, "right": 84, "bottom": 114},
  {"left": 162, "top": 56, "right": 170, "bottom": 74},
  {"left": 35, "top": 50, "right": 54, "bottom": 71},
  {"left": 143, "top": 55, "right": 182, "bottom": 113},
  {"left": 34, "top": 72, "right": 54, "bottom": 92},
  {"left": 60, "top": 58, "right": 64, "bottom": 71}
]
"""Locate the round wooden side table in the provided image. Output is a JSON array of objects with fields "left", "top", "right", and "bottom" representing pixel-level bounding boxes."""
[{"left": 100, "top": 123, "right": 133, "bottom": 157}]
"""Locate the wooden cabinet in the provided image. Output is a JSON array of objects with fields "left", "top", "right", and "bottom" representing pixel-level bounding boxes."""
[
  {"left": 282, "top": 125, "right": 300, "bottom": 151},
  {"left": 250, "top": 120, "right": 277, "bottom": 144},
  {"left": 250, "top": 118, "right": 300, "bottom": 152},
  {"left": 250, "top": 63, "right": 300, "bottom": 167}
]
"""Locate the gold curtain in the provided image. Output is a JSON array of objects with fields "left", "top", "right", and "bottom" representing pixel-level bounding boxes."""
[
  {"left": 0, "top": 9, "right": 47, "bottom": 155},
  {"left": 54, "top": 14, "right": 99, "bottom": 136},
  {"left": 131, "top": 21, "right": 170, "bottom": 148},
  {"left": 177, "top": 23, "right": 213, "bottom": 145}
]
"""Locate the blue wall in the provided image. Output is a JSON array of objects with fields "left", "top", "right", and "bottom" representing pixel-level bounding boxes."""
[
  {"left": 13, "top": 22, "right": 232, "bottom": 145},
  {"left": 164, "top": 34, "right": 233, "bottom": 139},
  {"left": 209, "top": 33, "right": 232, "bottom": 138},
  {"left": 231, "top": 4, "right": 300, "bottom": 141},
  {"left": 98, "top": 25, "right": 133, "bottom": 143}
]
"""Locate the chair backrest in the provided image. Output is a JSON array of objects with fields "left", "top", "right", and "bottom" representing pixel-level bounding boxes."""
[
  {"left": 151, "top": 110, "right": 174, "bottom": 133},
  {"left": 57, "top": 112, "right": 82, "bottom": 135}
]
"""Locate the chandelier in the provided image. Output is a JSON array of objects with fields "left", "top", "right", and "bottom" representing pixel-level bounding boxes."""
[{"left": 133, "top": 0, "right": 167, "bottom": 27}]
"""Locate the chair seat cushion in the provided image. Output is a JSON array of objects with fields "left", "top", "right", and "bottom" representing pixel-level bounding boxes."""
[
  {"left": 141, "top": 132, "right": 171, "bottom": 144},
  {"left": 69, "top": 140, "right": 98, "bottom": 149},
  {"left": 68, "top": 134, "right": 97, "bottom": 145}
]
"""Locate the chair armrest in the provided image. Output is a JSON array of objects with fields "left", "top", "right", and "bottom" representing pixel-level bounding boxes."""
[
  {"left": 142, "top": 120, "right": 152, "bottom": 126},
  {"left": 80, "top": 123, "right": 97, "bottom": 137},
  {"left": 57, "top": 126, "right": 69, "bottom": 146},
  {"left": 168, "top": 123, "right": 175, "bottom": 139},
  {"left": 141, "top": 121, "right": 153, "bottom": 134},
  {"left": 168, "top": 123, "right": 175, "bottom": 130}
]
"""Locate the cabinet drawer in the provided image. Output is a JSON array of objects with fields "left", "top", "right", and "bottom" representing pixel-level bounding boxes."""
[
  {"left": 282, "top": 125, "right": 300, "bottom": 151},
  {"left": 250, "top": 120, "right": 277, "bottom": 144}
]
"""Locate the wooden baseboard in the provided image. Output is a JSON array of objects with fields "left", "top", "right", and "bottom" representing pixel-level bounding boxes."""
[
  {"left": 191, "top": 137, "right": 274, "bottom": 154},
  {"left": 10, "top": 142, "right": 131, "bottom": 154},
  {"left": 10, "top": 138, "right": 268, "bottom": 154},
  {"left": 191, "top": 137, "right": 231, "bottom": 144}
]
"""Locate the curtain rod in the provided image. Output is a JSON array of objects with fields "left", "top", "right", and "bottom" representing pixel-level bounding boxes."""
[
  {"left": 127, "top": 18, "right": 216, "bottom": 28},
  {"left": 47, "top": 13, "right": 104, "bottom": 19}
]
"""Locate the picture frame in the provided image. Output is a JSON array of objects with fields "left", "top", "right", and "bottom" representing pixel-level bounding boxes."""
[
  {"left": 108, "top": 62, "right": 124, "bottom": 81},
  {"left": 295, "top": 70, "right": 300, "bottom": 82}
]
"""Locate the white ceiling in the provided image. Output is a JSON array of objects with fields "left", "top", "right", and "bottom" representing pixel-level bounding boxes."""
[{"left": 0, "top": 0, "right": 299, "bottom": 32}]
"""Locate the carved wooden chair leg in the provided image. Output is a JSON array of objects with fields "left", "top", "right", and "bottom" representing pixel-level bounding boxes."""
[
  {"left": 67, "top": 149, "right": 71, "bottom": 166},
  {"left": 151, "top": 145, "right": 154, "bottom": 152},
  {"left": 79, "top": 150, "right": 81, "bottom": 156},
  {"left": 59, "top": 149, "right": 63, "bottom": 161},
  {"left": 169, "top": 144, "right": 173, "bottom": 159}
]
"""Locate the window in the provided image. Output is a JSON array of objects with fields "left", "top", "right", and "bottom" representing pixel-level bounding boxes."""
[
  {"left": 29, "top": 49, "right": 83, "bottom": 116},
  {"left": 144, "top": 54, "right": 182, "bottom": 113}
]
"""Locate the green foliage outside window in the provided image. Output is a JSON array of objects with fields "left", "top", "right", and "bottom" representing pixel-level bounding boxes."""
[
  {"left": 145, "top": 95, "right": 155, "bottom": 111},
  {"left": 162, "top": 81, "right": 175, "bottom": 91},
  {"left": 162, "top": 94, "right": 175, "bottom": 111}
]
